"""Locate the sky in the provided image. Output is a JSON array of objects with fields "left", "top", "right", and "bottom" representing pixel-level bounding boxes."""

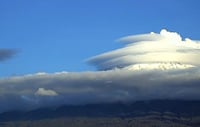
[
  {"left": 0, "top": 0, "right": 200, "bottom": 76},
  {"left": 0, "top": 0, "right": 200, "bottom": 112}
]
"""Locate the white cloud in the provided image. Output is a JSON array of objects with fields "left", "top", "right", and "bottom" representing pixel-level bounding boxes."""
[
  {"left": 87, "top": 29, "right": 200, "bottom": 70},
  {"left": 35, "top": 88, "right": 58, "bottom": 96}
]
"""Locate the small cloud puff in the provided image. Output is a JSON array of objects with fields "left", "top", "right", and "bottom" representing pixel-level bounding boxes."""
[{"left": 35, "top": 88, "right": 58, "bottom": 96}]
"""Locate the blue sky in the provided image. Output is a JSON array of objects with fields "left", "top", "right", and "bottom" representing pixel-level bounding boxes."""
[{"left": 0, "top": 0, "right": 200, "bottom": 77}]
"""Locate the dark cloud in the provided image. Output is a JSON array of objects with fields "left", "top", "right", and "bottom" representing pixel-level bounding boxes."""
[
  {"left": 0, "top": 49, "right": 17, "bottom": 62},
  {"left": 0, "top": 69, "right": 200, "bottom": 112}
]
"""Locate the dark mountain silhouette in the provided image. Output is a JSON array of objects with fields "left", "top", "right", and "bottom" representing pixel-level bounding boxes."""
[{"left": 0, "top": 100, "right": 200, "bottom": 122}]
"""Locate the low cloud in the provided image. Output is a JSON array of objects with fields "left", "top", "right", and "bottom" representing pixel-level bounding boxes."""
[
  {"left": 0, "top": 69, "right": 200, "bottom": 112},
  {"left": 0, "top": 49, "right": 17, "bottom": 62}
]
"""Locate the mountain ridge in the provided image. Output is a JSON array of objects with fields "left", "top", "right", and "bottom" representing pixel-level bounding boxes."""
[{"left": 0, "top": 100, "right": 200, "bottom": 122}]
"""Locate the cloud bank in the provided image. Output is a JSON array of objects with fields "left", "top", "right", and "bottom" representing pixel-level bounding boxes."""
[
  {"left": 0, "top": 69, "right": 200, "bottom": 112},
  {"left": 0, "top": 49, "right": 17, "bottom": 62},
  {"left": 0, "top": 29, "right": 200, "bottom": 113}
]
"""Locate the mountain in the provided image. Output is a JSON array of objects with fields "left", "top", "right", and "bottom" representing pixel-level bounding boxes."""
[{"left": 0, "top": 100, "right": 200, "bottom": 122}]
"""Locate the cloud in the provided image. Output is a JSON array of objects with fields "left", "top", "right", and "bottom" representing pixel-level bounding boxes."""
[
  {"left": 0, "top": 49, "right": 17, "bottom": 62},
  {"left": 0, "top": 29, "right": 200, "bottom": 113},
  {"left": 0, "top": 68, "right": 200, "bottom": 112},
  {"left": 87, "top": 29, "right": 200, "bottom": 70},
  {"left": 35, "top": 88, "right": 58, "bottom": 96}
]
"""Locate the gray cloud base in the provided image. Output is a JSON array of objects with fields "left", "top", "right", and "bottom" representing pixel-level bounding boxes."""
[{"left": 0, "top": 69, "right": 200, "bottom": 112}]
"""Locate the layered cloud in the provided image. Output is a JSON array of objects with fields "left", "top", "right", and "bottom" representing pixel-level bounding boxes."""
[
  {"left": 0, "top": 49, "right": 17, "bottom": 62},
  {"left": 87, "top": 29, "right": 200, "bottom": 70},
  {"left": 0, "top": 69, "right": 200, "bottom": 112},
  {"left": 0, "top": 29, "right": 200, "bottom": 113}
]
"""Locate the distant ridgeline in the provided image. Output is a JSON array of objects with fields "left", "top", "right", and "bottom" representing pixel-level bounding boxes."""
[{"left": 0, "top": 100, "right": 200, "bottom": 122}]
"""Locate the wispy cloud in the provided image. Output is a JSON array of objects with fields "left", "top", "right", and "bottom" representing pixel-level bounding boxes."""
[{"left": 0, "top": 49, "right": 17, "bottom": 62}]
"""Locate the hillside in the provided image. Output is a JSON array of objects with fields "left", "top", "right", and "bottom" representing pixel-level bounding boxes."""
[{"left": 0, "top": 100, "right": 200, "bottom": 127}]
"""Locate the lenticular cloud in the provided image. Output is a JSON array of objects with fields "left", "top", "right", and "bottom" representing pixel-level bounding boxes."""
[{"left": 88, "top": 29, "right": 200, "bottom": 71}]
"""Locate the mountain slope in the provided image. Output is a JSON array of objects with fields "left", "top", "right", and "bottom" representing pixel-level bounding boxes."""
[{"left": 0, "top": 100, "right": 200, "bottom": 122}]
